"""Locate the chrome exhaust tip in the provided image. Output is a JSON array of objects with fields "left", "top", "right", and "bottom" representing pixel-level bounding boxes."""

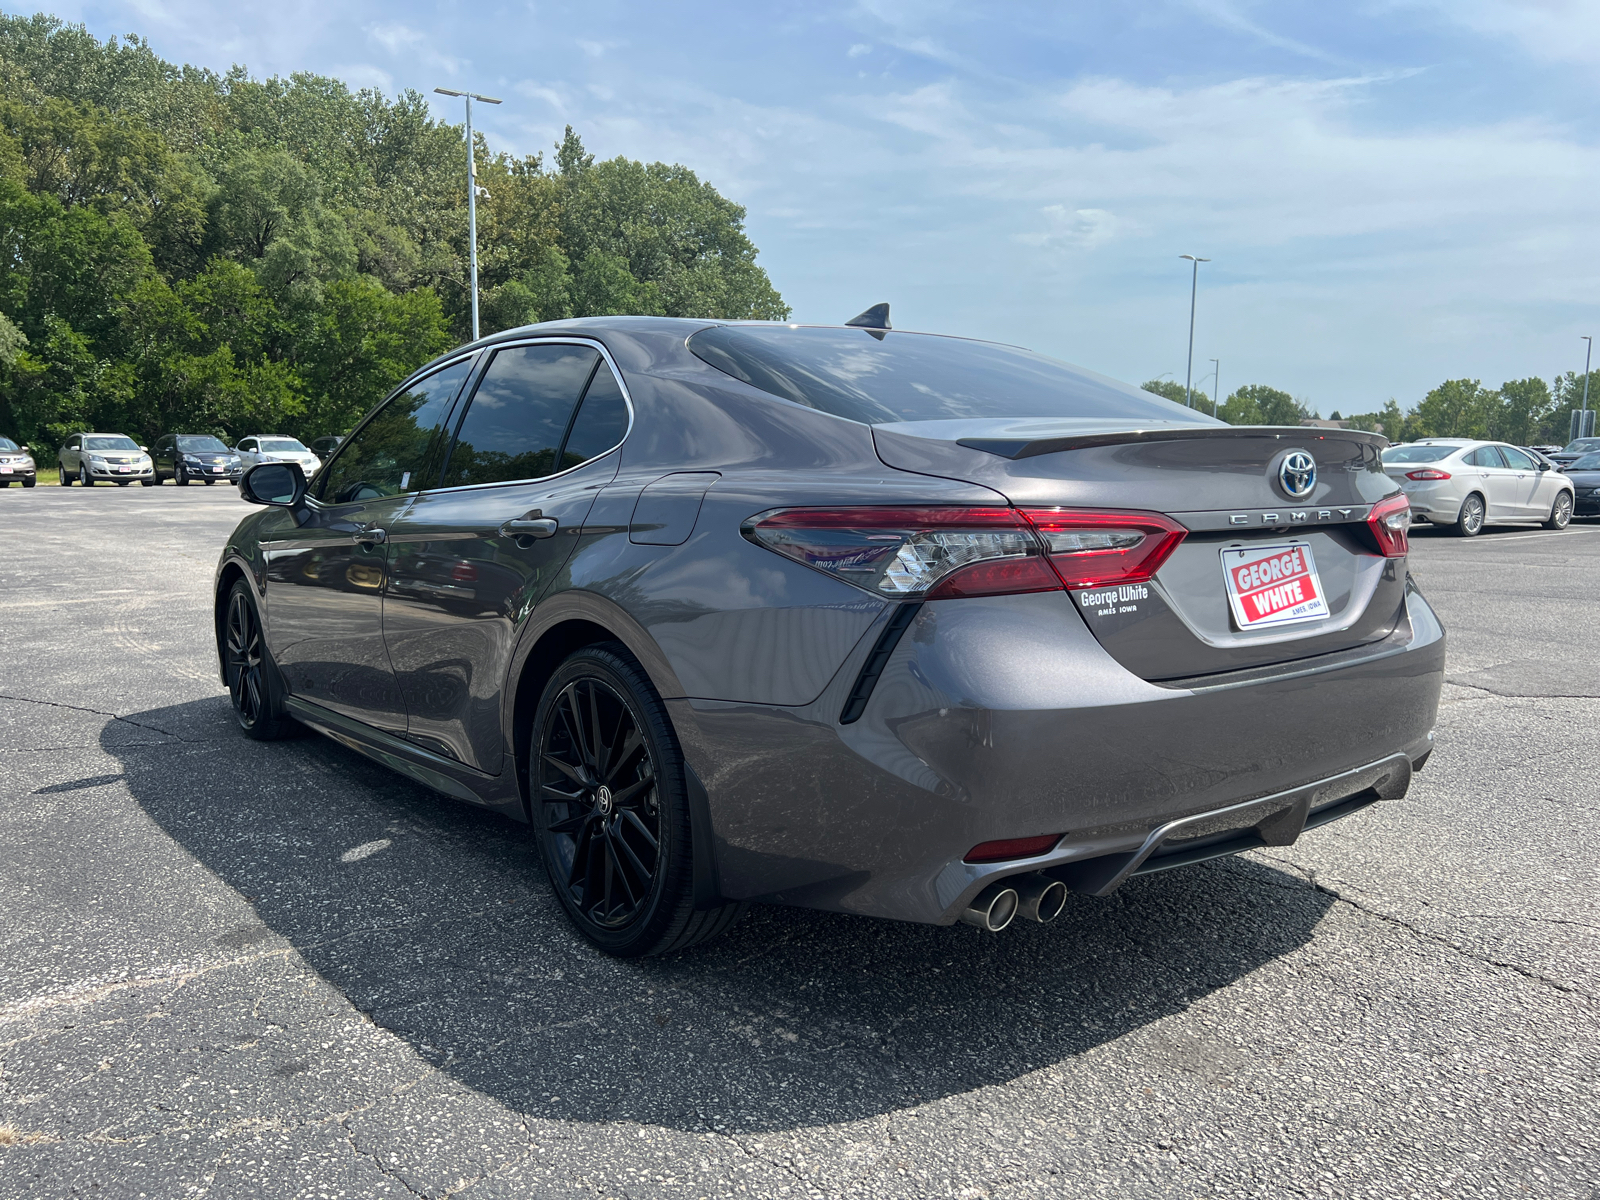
[
  {"left": 1015, "top": 874, "right": 1068, "bottom": 924},
  {"left": 959, "top": 882, "right": 1020, "bottom": 932}
]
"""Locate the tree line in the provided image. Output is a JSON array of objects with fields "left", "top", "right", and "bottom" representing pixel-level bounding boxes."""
[
  {"left": 0, "top": 13, "right": 788, "bottom": 457},
  {"left": 1142, "top": 373, "right": 1600, "bottom": 445}
]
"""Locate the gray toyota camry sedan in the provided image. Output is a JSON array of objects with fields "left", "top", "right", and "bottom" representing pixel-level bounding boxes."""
[{"left": 214, "top": 315, "right": 1444, "bottom": 956}]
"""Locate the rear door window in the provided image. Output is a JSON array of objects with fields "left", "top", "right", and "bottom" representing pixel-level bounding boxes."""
[{"left": 440, "top": 343, "right": 601, "bottom": 488}]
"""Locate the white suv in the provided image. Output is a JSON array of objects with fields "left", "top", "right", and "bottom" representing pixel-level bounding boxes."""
[
  {"left": 1382, "top": 438, "right": 1574, "bottom": 536},
  {"left": 234, "top": 435, "right": 322, "bottom": 477}
]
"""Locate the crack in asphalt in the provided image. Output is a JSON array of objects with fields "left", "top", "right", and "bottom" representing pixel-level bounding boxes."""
[
  {"left": 0, "top": 692, "right": 220, "bottom": 744},
  {"left": 1260, "top": 857, "right": 1596, "bottom": 1001}
]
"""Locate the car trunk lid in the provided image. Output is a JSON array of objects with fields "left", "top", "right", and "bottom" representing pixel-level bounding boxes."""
[{"left": 872, "top": 420, "right": 1407, "bottom": 680}]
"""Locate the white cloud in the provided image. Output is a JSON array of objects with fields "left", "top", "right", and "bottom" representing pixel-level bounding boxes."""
[
  {"left": 1406, "top": 0, "right": 1600, "bottom": 67},
  {"left": 848, "top": 43, "right": 872, "bottom": 57}
]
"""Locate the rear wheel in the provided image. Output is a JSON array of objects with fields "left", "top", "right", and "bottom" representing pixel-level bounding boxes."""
[
  {"left": 1454, "top": 493, "right": 1485, "bottom": 537},
  {"left": 224, "top": 581, "right": 297, "bottom": 740},
  {"left": 532, "top": 645, "right": 744, "bottom": 957},
  {"left": 1545, "top": 491, "right": 1573, "bottom": 530}
]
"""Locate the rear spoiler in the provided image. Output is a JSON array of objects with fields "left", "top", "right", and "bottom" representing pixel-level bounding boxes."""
[{"left": 956, "top": 425, "right": 1391, "bottom": 461}]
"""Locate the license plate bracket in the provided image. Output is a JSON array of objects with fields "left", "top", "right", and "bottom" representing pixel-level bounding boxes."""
[{"left": 1221, "top": 541, "right": 1330, "bottom": 629}]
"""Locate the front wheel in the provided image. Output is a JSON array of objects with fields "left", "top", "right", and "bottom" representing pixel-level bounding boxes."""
[
  {"left": 79, "top": 465, "right": 92, "bottom": 487},
  {"left": 223, "top": 581, "right": 297, "bottom": 740},
  {"left": 59, "top": 465, "right": 71, "bottom": 486},
  {"left": 175, "top": 464, "right": 188, "bottom": 486},
  {"left": 532, "top": 645, "right": 744, "bottom": 957},
  {"left": 1454, "top": 493, "right": 1485, "bottom": 536},
  {"left": 1545, "top": 491, "right": 1573, "bottom": 530},
  {"left": 21, "top": 478, "right": 34, "bottom": 488}
]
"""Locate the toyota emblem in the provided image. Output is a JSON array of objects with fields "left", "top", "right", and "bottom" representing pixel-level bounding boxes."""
[{"left": 1278, "top": 451, "right": 1316, "bottom": 499}]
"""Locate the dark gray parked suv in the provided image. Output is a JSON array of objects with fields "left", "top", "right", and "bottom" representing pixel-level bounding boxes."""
[{"left": 215, "top": 316, "right": 1445, "bottom": 956}]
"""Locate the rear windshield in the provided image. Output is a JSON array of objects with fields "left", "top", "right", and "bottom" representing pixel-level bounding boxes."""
[
  {"left": 177, "top": 435, "right": 228, "bottom": 452},
  {"left": 1383, "top": 445, "right": 1456, "bottom": 464},
  {"left": 85, "top": 436, "right": 139, "bottom": 451},
  {"left": 261, "top": 438, "right": 307, "bottom": 452},
  {"left": 687, "top": 325, "right": 1215, "bottom": 426}
]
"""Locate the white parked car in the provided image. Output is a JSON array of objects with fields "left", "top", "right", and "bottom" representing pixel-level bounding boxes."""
[
  {"left": 1382, "top": 438, "right": 1574, "bottom": 535},
  {"left": 233, "top": 435, "right": 322, "bottom": 477}
]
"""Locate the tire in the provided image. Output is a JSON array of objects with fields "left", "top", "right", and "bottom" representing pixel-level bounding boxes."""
[
  {"left": 531, "top": 644, "right": 745, "bottom": 957},
  {"left": 80, "top": 465, "right": 93, "bottom": 487},
  {"left": 223, "top": 580, "right": 298, "bottom": 740},
  {"left": 59, "top": 465, "right": 70, "bottom": 486},
  {"left": 1454, "top": 493, "right": 1485, "bottom": 536},
  {"left": 116, "top": 480, "right": 129, "bottom": 487},
  {"left": 175, "top": 464, "right": 188, "bottom": 486},
  {"left": 204, "top": 477, "right": 214, "bottom": 485},
  {"left": 140, "top": 477, "right": 155, "bottom": 487},
  {"left": 21, "top": 478, "right": 33, "bottom": 488},
  {"left": 1544, "top": 491, "right": 1573, "bottom": 530}
]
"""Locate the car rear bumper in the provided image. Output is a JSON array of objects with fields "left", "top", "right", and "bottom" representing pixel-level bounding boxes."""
[{"left": 671, "top": 578, "right": 1444, "bottom": 925}]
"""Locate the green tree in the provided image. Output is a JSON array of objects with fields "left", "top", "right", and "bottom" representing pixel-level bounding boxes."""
[
  {"left": 1140, "top": 378, "right": 1189, "bottom": 405},
  {"left": 1218, "top": 384, "right": 1308, "bottom": 426},
  {"left": 1414, "top": 379, "right": 1494, "bottom": 439},
  {"left": 1495, "top": 377, "right": 1551, "bottom": 446}
]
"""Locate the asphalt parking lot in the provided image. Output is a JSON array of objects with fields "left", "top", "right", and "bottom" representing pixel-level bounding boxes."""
[{"left": 1, "top": 487, "right": 1596, "bottom": 1199}]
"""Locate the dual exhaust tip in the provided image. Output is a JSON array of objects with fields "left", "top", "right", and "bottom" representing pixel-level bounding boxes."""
[{"left": 958, "top": 874, "right": 1068, "bottom": 932}]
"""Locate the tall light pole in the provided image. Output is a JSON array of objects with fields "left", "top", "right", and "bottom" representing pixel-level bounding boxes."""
[
  {"left": 1180, "top": 254, "right": 1210, "bottom": 407},
  {"left": 435, "top": 87, "right": 503, "bottom": 341},
  {"left": 1209, "top": 357, "right": 1220, "bottom": 416},
  {"left": 1582, "top": 336, "right": 1593, "bottom": 439}
]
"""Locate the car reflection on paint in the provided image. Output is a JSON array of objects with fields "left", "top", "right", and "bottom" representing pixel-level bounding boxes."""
[{"left": 389, "top": 548, "right": 523, "bottom": 616}]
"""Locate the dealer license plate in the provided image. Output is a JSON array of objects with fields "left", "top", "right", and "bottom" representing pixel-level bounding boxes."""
[
  {"left": 117, "top": 466, "right": 131, "bottom": 472},
  {"left": 1221, "top": 542, "right": 1330, "bottom": 629},
  {"left": 0, "top": 467, "right": 11, "bottom": 474}
]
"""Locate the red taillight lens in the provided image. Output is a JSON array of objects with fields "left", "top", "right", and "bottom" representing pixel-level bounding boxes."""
[
  {"left": 1405, "top": 469, "right": 1451, "bottom": 481},
  {"left": 1020, "top": 508, "right": 1188, "bottom": 589},
  {"left": 1366, "top": 493, "right": 1411, "bottom": 558},
  {"left": 964, "top": 833, "right": 1064, "bottom": 863},
  {"left": 744, "top": 507, "right": 1062, "bottom": 599}
]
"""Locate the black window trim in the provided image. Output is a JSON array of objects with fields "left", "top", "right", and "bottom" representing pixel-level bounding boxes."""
[{"left": 426, "top": 336, "right": 635, "bottom": 498}]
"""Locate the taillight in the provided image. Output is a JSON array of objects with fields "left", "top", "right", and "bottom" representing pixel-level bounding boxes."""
[
  {"left": 743, "top": 507, "right": 1061, "bottom": 599},
  {"left": 964, "top": 833, "right": 1064, "bottom": 863},
  {"left": 1366, "top": 493, "right": 1410, "bottom": 557},
  {"left": 1020, "top": 508, "right": 1188, "bottom": 589},
  {"left": 1405, "top": 469, "right": 1451, "bottom": 481}
]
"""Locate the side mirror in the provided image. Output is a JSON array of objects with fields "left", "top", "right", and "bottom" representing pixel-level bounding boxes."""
[
  {"left": 240, "top": 461, "right": 306, "bottom": 507},
  {"left": 139, "top": 445, "right": 148, "bottom": 452}
]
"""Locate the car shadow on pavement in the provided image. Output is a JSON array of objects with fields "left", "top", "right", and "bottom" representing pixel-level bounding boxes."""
[{"left": 105, "top": 697, "right": 1335, "bottom": 1135}]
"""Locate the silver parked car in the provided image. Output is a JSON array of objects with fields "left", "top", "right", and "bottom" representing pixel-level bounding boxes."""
[
  {"left": 1382, "top": 438, "right": 1574, "bottom": 535},
  {"left": 0, "top": 435, "right": 36, "bottom": 487},
  {"left": 57, "top": 433, "right": 155, "bottom": 486},
  {"left": 233, "top": 435, "right": 322, "bottom": 477}
]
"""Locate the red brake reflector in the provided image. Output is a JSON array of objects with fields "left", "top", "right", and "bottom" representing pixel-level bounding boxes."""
[
  {"left": 1405, "top": 469, "right": 1451, "bottom": 481},
  {"left": 964, "top": 834, "right": 1064, "bottom": 864},
  {"left": 1020, "top": 508, "right": 1188, "bottom": 589},
  {"left": 1366, "top": 492, "right": 1411, "bottom": 558}
]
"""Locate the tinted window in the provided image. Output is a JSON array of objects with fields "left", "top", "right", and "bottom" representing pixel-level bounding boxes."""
[
  {"left": 239, "top": 439, "right": 256, "bottom": 452},
  {"left": 177, "top": 435, "right": 228, "bottom": 453},
  {"left": 687, "top": 325, "right": 1218, "bottom": 427},
  {"left": 558, "top": 365, "right": 629, "bottom": 469},
  {"left": 1382, "top": 445, "right": 1454, "bottom": 463},
  {"left": 442, "top": 344, "right": 600, "bottom": 488},
  {"left": 84, "top": 436, "right": 138, "bottom": 451},
  {"left": 316, "top": 358, "right": 474, "bottom": 503},
  {"left": 1499, "top": 446, "right": 1535, "bottom": 470}
]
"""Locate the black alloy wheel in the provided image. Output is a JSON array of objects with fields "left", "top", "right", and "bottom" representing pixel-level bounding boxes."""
[
  {"left": 79, "top": 464, "right": 92, "bottom": 487},
  {"left": 1455, "top": 493, "right": 1484, "bottom": 537},
  {"left": 1545, "top": 491, "right": 1574, "bottom": 530},
  {"left": 532, "top": 645, "right": 744, "bottom": 957},
  {"left": 224, "top": 581, "right": 296, "bottom": 740}
]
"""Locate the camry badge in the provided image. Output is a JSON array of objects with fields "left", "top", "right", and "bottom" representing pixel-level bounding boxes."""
[{"left": 1279, "top": 451, "right": 1316, "bottom": 499}]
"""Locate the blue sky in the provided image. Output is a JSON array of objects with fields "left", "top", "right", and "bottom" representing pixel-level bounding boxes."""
[{"left": 21, "top": 0, "right": 1600, "bottom": 414}]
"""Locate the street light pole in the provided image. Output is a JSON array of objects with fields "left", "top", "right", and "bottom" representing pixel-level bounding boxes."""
[
  {"left": 435, "top": 87, "right": 503, "bottom": 341},
  {"left": 1210, "top": 358, "right": 1220, "bottom": 417},
  {"left": 1179, "top": 254, "right": 1210, "bottom": 407},
  {"left": 1582, "top": 336, "right": 1593, "bottom": 438}
]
